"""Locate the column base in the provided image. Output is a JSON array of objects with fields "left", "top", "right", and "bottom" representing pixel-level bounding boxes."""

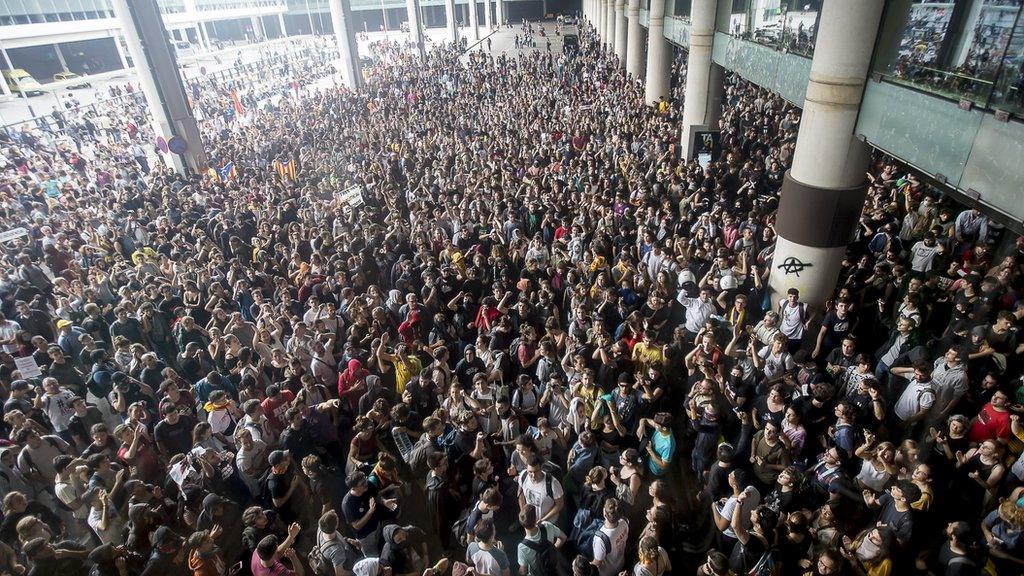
[{"left": 767, "top": 170, "right": 869, "bottom": 306}]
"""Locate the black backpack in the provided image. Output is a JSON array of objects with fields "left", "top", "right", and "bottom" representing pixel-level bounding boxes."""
[{"left": 521, "top": 525, "right": 560, "bottom": 576}]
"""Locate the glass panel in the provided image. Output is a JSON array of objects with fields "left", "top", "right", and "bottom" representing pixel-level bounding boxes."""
[
  {"left": 989, "top": 4, "right": 1024, "bottom": 114},
  {"left": 721, "top": 0, "right": 820, "bottom": 57},
  {"left": 874, "top": 0, "right": 1022, "bottom": 106},
  {"left": 674, "top": 0, "right": 692, "bottom": 20}
]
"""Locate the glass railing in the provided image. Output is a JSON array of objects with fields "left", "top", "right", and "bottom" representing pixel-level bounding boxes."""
[
  {"left": 721, "top": 0, "right": 820, "bottom": 58},
  {"left": 873, "top": 0, "right": 1024, "bottom": 116}
]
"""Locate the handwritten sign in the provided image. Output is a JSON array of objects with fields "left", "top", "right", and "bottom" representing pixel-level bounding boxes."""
[
  {"left": 337, "top": 186, "right": 364, "bottom": 207},
  {"left": 0, "top": 228, "right": 29, "bottom": 243},
  {"left": 14, "top": 356, "right": 42, "bottom": 379}
]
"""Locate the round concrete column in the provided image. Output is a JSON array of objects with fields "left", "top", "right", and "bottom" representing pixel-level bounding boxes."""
[
  {"left": 468, "top": 0, "right": 480, "bottom": 41},
  {"left": 681, "top": 0, "right": 716, "bottom": 156},
  {"left": 768, "top": 0, "right": 885, "bottom": 307},
  {"left": 327, "top": 0, "right": 362, "bottom": 90},
  {"left": 497, "top": 0, "right": 505, "bottom": 26},
  {"left": 605, "top": 0, "right": 615, "bottom": 49},
  {"left": 484, "top": 0, "right": 492, "bottom": 30},
  {"left": 614, "top": 0, "right": 627, "bottom": 65},
  {"left": 626, "top": 0, "right": 645, "bottom": 79},
  {"left": 644, "top": 0, "right": 669, "bottom": 105},
  {"left": 406, "top": 0, "right": 425, "bottom": 57},
  {"left": 445, "top": 0, "right": 457, "bottom": 44}
]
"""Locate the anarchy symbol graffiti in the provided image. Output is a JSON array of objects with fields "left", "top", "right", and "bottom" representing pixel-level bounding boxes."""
[{"left": 777, "top": 257, "right": 813, "bottom": 276}]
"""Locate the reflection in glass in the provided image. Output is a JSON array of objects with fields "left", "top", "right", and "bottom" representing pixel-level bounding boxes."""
[
  {"left": 990, "top": 3, "right": 1024, "bottom": 113},
  {"left": 722, "top": 0, "right": 820, "bottom": 57},
  {"left": 875, "top": 0, "right": 1022, "bottom": 106}
]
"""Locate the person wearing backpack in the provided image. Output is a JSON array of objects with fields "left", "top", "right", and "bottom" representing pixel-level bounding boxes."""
[
  {"left": 313, "top": 511, "right": 361, "bottom": 576},
  {"left": 518, "top": 504, "right": 566, "bottom": 576},
  {"left": 778, "top": 289, "right": 813, "bottom": 354},
  {"left": 518, "top": 456, "right": 565, "bottom": 524},
  {"left": 591, "top": 499, "right": 628, "bottom": 576}
]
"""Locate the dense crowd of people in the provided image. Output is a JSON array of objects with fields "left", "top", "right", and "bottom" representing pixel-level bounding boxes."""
[{"left": 0, "top": 16, "right": 1023, "bottom": 576}]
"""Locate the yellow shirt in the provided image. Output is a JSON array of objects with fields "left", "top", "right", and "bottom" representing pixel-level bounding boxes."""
[
  {"left": 632, "top": 342, "right": 665, "bottom": 370},
  {"left": 393, "top": 356, "right": 422, "bottom": 395}
]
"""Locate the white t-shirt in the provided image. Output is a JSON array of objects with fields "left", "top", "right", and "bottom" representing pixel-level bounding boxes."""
[
  {"left": 894, "top": 379, "right": 936, "bottom": 422},
  {"left": 88, "top": 503, "right": 124, "bottom": 544},
  {"left": 778, "top": 300, "right": 806, "bottom": 339},
  {"left": 518, "top": 471, "right": 563, "bottom": 519},
  {"left": 593, "top": 520, "right": 629, "bottom": 576},
  {"left": 910, "top": 241, "right": 941, "bottom": 272},
  {"left": 0, "top": 319, "right": 21, "bottom": 353}
]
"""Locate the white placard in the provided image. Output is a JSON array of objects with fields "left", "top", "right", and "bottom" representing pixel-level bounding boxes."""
[
  {"left": 338, "top": 186, "right": 364, "bottom": 207},
  {"left": 0, "top": 228, "right": 29, "bottom": 243},
  {"left": 14, "top": 356, "right": 41, "bottom": 379}
]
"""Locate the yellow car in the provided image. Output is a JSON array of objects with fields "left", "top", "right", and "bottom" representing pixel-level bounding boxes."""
[
  {"left": 53, "top": 72, "right": 91, "bottom": 89},
  {"left": 3, "top": 69, "right": 43, "bottom": 96}
]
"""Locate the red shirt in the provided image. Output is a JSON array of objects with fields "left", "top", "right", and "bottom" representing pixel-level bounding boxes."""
[
  {"left": 260, "top": 391, "right": 296, "bottom": 434},
  {"left": 968, "top": 403, "right": 1011, "bottom": 442}
]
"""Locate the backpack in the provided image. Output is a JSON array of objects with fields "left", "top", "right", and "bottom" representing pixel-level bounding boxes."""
[
  {"left": 451, "top": 504, "right": 481, "bottom": 548},
  {"left": 309, "top": 538, "right": 338, "bottom": 576},
  {"left": 521, "top": 525, "right": 559, "bottom": 576},
  {"left": 573, "top": 519, "right": 609, "bottom": 561},
  {"left": 778, "top": 301, "right": 807, "bottom": 325},
  {"left": 519, "top": 470, "right": 555, "bottom": 499}
]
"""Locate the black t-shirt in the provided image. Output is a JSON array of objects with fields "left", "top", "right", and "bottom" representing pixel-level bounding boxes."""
[
  {"left": 729, "top": 533, "right": 767, "bottom": 573},
  {"left": 153, "top": 416, "right": 194, "bottom": 457},
  {"left": 937, "top": 542, "right": 982, "bottom": 576},
  {"left": 820, "top": 311, "right": 854, "bottom": 345},
  {"left": 342, "top": 491, "right": 377, "bottom": 538},
  {"left": 454, "top": 357, "right": 487, "bottom": 391}
]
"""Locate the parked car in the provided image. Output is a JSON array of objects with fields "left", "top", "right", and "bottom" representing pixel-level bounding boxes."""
[
  {"left": 3, "top": 69, "right": 44, "bottom": 96},
  {"left": 53, "top": 72, "right": 91, "bottom": 89}
]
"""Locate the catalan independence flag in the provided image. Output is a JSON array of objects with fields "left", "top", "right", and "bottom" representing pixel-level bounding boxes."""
[
  {"left": 274, "top": 159, "right": 297, "bottom": 181},
  {"left": 217, "top": 161, "right": 236, "bottom": 182}
]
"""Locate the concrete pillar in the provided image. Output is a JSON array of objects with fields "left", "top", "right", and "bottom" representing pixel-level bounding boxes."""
[
  {"left": 768, "top": 0, "right": 885, "bottom": 307},
  {"left": 110, "top": 0, "right": 207, "bottom": 173},
  {"left": 484, "top": 0, "right": 492, "bottom": 30},
  {"left": 614, "top": 0, "right": 626, "bottom": 65},
  {"left": 327, "top": 0, "right": 362, "bottom": 90},
  {"left": 948, "top": 0, "right": 985, "bottom": 68},
  {"left": 468, "top": 0, "right": 480, "bottom": 41},
  {"left": 195, "top": 23, "right": 207, "bottom": 49},
  {"left": 278, "top": 12, "right": 288, "bottom": 37},
  {"left": 681, "top": 0, "right": 717, "bottom": 158},
  {"left": 605, "top": 0, "right": 615, "bottom": 49},
  {"left": 111, "top": 33, "right": 130, "bottom": 69},
  {"left": 597, "top": 0, "right": 605, "bottom": 42},
  {"left": 54, "top": 43, "right": 69, "bottom": 71},
  {"left": 497, "top": 0, "right": 506, "bottom": 26},
  {"left": 406, "top": 0, "right": 425, "bottom": 57},
  {"left": 445, "top": 0, "right": 458, "bottom": 44},
  {"left": 0, "top": 42, "right": 11, "bottom": 96},
  {"left": 250, "top": 15, "right": 264, "bottom": 41},
  {"left": 644, "top": 0, "right": 670, "bottom": 105},
  {"left": 626, "top": 0, "right": 645, "bottom": 79}
]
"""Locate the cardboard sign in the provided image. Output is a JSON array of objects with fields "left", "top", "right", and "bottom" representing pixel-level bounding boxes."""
[
  {"left": 338, "top": 186, "right": 364, "bottom": 207},
  {"left": 0, "top": 228, "right": 29, "bottom": 243},
  {"left": 14, "top": 356, "right": 41, "bottom": 379}
]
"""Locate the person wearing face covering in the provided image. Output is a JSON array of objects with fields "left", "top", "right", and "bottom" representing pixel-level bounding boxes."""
[
  {"left": 338, "top": 359, "right": 369, "bottom": 414},
  {"left": 358, "top": 376, "right": 395, "bottom": 416},
  {"left": 379, "top": 525, "right": 428, "bottom": 576},
  {"left": 197, "top": 494, "right": 245, "bottom": 568},
  {"left": 839, "top": 526, "right": 893, "bottom": 576}
]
